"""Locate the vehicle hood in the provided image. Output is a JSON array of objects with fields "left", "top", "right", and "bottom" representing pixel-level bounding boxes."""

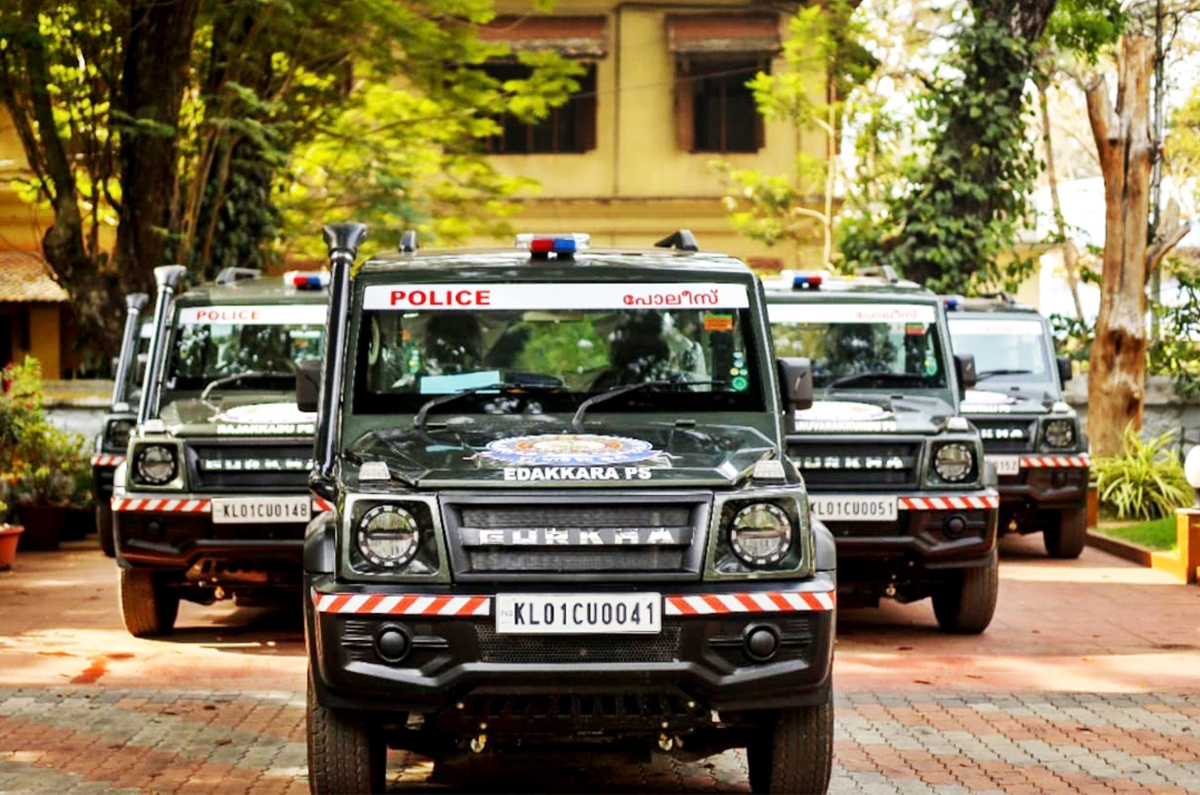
[
  {"left": 342, "top": 421, "right": 777, "bottom": 489},
  {"left": 960, "top": 389, "right": 1064, "bottom": 417},
  {"left": 157, "top": 395, "right": 316, "bottom": 438},
  {"left": 790, "top": 396, "right": 955, "bottom": 437}
]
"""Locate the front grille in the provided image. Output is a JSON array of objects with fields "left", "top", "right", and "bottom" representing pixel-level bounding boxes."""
[
  {"left": 189, "top": 443, "right": 314, "bottom": 492},
  {"left": 972, "top": 418, "right": 1038, "bottom": 453},
  {"left": 438, "top": 689, "right": 710, "bottom": 735},
  {"left": 790, "top": 440, "right": 922, "bottom": 491},
  {"left": 443, "top": 498, "right": 707, "bottom": 579},
  {"left": 476, "top": 624, "right": 681, "bottom": 664}
]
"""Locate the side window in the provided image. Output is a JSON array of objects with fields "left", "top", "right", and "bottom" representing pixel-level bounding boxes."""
[
  {"left": 483, "top": 62, "right": 598, "bottom": 155},
  {"left": 674, "top": 56, "right": 767, "bottom": 153}
]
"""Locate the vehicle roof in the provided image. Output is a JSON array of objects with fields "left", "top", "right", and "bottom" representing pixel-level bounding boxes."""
[
  {"left": 355, "top": 247, "right": 756, "bottom": 282},
  {"left": 764, "top": 281, "right": 941, "bottom": 304},
  {"left": 177, "top": 275, "right": 330, "bottom": 305},
  {"left": 945, "top": 296, "right": 1042, "bottom": 315}
]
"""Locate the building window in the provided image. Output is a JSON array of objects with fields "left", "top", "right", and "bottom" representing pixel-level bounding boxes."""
[
  {"left": 666, "top": 14, "right": 779, "bottom": 154},
  {"left": 483, "top": 63, "right": 597, "bottom": 155},
  {"left": 676, "top": 57, "right": 767, "bottom": 153}
]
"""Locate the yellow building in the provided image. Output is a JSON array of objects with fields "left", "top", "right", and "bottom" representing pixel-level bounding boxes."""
[
  {"left": 0, "top": 108, "right": 76, "bottom": 378},
  {"left": 474, "top": 1, "right": 827, "bottom": 268}
]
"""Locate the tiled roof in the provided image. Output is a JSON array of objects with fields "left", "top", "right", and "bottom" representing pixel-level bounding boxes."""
[{"left": 0, "top": 250, "right": 69, "bottom": 302}]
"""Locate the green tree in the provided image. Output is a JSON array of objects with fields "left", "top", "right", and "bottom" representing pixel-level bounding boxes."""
[
  {"left": 0, "top": 0, "right": 578, "bottom": 359},
  {"left": 713, "top": 3, "right": 876, "bottom": 268}
]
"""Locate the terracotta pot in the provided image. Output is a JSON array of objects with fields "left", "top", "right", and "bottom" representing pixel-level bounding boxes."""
[
  {"left": 16, "top": 503, "right": 68, "bottom": 551},
  {"left": 62, "top": 506, "right": 96, "bottom": 541},
  {"left": 0, "top": 525, "right": 22, "bottom": 569}
]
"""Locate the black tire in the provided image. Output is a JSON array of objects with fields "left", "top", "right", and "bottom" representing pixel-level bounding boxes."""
[
  {"left": 118, "top": 568, "right": 179, "bottom": 638},
  {"left": 1044, "top": 507, "right": 1087, "bottom": 559},
  {"left": 932, "top": 548, "right": 999, "bottom": 634},
  {"left": 307, "top": 673, "right": 385, "bottom": 794},
  {"left": 97, "top": 502, "right": 115, "bottom": 558},
  {"left": 746, "top": 688, "right": 834, "bottom": 794}
]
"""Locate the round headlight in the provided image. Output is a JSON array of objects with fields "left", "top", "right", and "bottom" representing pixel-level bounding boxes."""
[
  {"left": 358, "top": 505, "right": 420, "bottom": 568},
  {"left": 729, "top": 502, "right": 792, "bottom": 567},
  {"left": 934, "top": 443, "right": 974, "bottom": 482},
  {"left": 135, "top": 444, "right": 177, "bottom": 485},
  {"left": 1043, "top": 419, "right": 1075, "bottom": 448}
]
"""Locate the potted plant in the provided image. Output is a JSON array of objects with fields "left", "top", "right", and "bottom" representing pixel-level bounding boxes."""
[
  {"left": 0, "top": 359, "right": 93, "bottom": 551},
  {"left": 0, "top": 499, "right": 22, "bottom": 570},
  {"left": 11, "top": 424, "right": 92, "bottom": 551}
]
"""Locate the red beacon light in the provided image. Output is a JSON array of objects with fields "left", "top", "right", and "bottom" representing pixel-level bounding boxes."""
[{"left": 283, "top": 270, "right": 330, "bottom": 290}]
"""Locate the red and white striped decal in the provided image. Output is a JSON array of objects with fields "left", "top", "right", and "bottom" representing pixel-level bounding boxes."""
[
  {"left": 664, "top": 591, "right": 835, "bottom": 616},
  {"left": 113, "top": 496, "right": 336, "bottom": 514},
  {"left": 111, "top": 496, "right": 211, "bottom": 513},
  {"left": 898, "top": 495, "right": 999, "bottom": 511},
  {"left": 1020, "top": 455, "right": 1089, "bottom": 469},
  {"left": 313, "top": 592, "right": 491, "bottom": 617},
  {"left": 91, "top": 454, "right": 126, "bottom": 467}
]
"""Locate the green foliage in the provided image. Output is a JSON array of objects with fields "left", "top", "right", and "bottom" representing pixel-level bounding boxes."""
[
  {"left": 1166, "top": 87, "right": 1200, "bottom": 214},
  {"left": 714, "top": 2, "right": 877, "bottom": 260},
  {"left": 0, "top": 358, "right": 92, "bottom": 507},
  {"left": 1148, "top": 263, "right": 1200, "bottom": 397},
  {"left": 837, "top": 11, "right": 1042, "bottom": 293},
  {"left": 1043, "top": 0, "right": 1125, "bottom": 64},
  {"left": 1048, "top": 313, "right": 1093, "bottom": 364},
  {"left": 1094, "top": 426, "right": 1193, "bottom": 521}
]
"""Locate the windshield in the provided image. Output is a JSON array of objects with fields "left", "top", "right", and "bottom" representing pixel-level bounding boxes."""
[
  {"left": 768, "top": 302, "right": 948, "bottom": 391},
  {"left": 352, "top": 281, "right": 763, "bottom": 415},
  {"left": 947, "top": 316, "right": 1053, "bottom": 388},
  {"left": 164, "top": 304, "right": 326, "bottom": 393}
]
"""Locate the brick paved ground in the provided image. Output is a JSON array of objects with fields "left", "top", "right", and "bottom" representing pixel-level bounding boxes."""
[{"left": 0, "top": 534, "right": 1198, "bottom": 792}]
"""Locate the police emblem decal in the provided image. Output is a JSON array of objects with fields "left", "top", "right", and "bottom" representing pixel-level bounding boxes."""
[{"left": 484, "top": 434, "right": 656, "bottom": 466}]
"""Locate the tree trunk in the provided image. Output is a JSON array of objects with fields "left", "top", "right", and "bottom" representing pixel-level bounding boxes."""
[
  {"left": 114, "top": 0, "right": 201, "bottom": 295},
  {"left": 1086, "top": 35, "right": 1155, "bottom": 458}
]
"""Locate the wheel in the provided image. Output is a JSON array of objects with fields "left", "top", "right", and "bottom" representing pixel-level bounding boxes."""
[
  {"left": 746, "top": 688, "right": 834, "bottom": 794},
  {"left": 1043, "top": 507, "right": 1087, "bottom": 559},
  {"left": 307, "top": 672, "right": 385, "bottom": 794},
  {"left": 932, "top": 549, "right": 999, "bottom": 634},
  {"left": 97, "top": 502, "right": 115, "bottom": 557},
  {"left": 118, "top": 568, "right": 179, "bottom": 637}
]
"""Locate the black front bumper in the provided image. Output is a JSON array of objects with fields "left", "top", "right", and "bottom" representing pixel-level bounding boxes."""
[
  {"left": 813, "top": 492, "right": 998, "bottom": 586},
  {"left": 114, "top": 508, "right": 305, "bottom": 589},
  {"left": 996, "top": 465, "right": 1089, "bottom": 531},
  {"left": 306, "top": 574, "right": 835, "bottom": 720}
]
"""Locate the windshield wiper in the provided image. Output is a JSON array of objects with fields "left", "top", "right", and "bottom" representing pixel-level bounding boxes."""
[
  {"left": 825, "top": 371, "right": 927, "bottom": 390},
  {"left": 571, "top": 379, "right": 726, "bottom": 432},
  {"left": 413, "top": 382, "right": 565, "bottom": 430},
  {"left": 975, "top": 368, "right": 1034, "bottom": 381},
  {"left": 200, "top": 370, "right": 294, "bottom": 401}
]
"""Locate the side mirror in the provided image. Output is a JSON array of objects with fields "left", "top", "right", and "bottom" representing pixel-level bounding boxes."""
[
  {"left": 776, "top": 357, "right": 814, "bottom": 412},
  {"left": 134, "top": 353, "right": 148, "bottom": 385},
  {"left": 1057, "top": 355, "right": 1073, "bottom": 384},
  {"left": 954, "top": 353, "right": 977, "bottom": 393},
  {"left": 297, "top": 359, "right": 322, "bottom": 413}
]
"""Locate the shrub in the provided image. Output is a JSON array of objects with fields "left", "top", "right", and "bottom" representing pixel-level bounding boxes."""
[
  {"left": 1093, "top": 426, "right": 1193, "bottom": 521},
  {"left": 0, "top": 357, "right": 93, "bottom": 507}
]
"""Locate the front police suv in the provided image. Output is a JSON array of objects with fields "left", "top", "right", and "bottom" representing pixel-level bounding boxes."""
[
  {"left": 302, "top": 225, "right": 836, "bottom": 794},
  {"left": 945, "top": 296, "right": 1089, "bottom": 558},
  {"left": 765, "top": 270, "right": 1000, "bottom": 634},
  {"left": 112, "top": 266, "right": 328, "bottom": 637}
]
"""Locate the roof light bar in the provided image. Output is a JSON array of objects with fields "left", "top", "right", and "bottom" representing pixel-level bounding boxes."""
[
  {"left": 515, "top": 233, "right": 590, "bottom": 256},
  {"left": 792, "top": 274, "right": 823, "bottom": 290},
  {"left": 943, "top": 295, "right": 962, "bottom": 310},
  {"left": 283, "top": 270, "right": 331, "bottom": 290}
]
